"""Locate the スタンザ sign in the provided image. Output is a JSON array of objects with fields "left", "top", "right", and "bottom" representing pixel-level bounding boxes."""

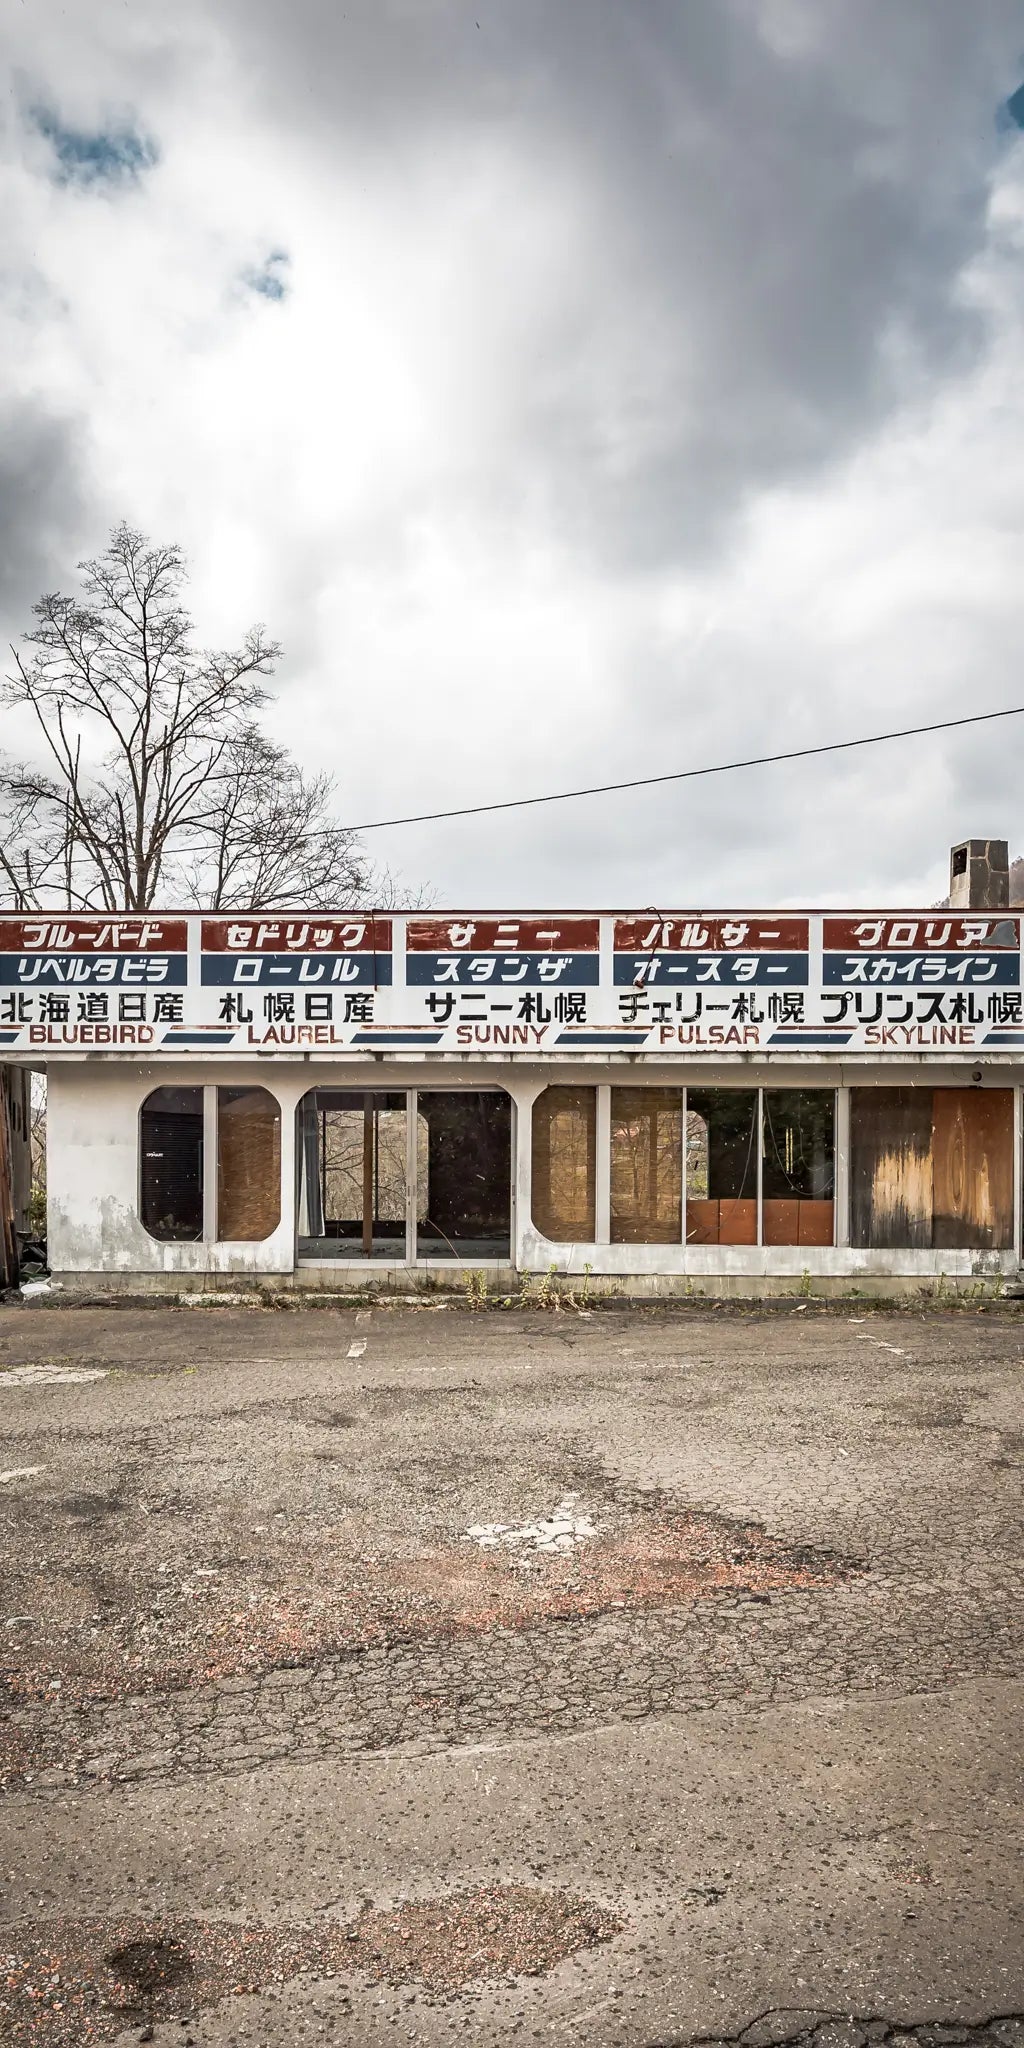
[{"left": 0, "top": 910, "right": 1021, "bottom": 1056}]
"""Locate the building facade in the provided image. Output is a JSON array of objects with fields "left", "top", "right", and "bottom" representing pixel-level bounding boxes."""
[{"left": 4, "top": 842, "right": 1022, "bottom": 1296}]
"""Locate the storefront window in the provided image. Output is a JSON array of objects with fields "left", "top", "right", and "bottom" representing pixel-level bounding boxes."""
[
  {"left": 685, "top": 1090, "right": 758, "bottom": 1244},
  {"left": 139, "top": 1087, "right": 204, "bottom": 1242},
  {"left": 851, "top": 1086, "right": 1014, "bottom": 1250},
  {"left": 531, "top": 1086, "right": 596, "bottom": 1241},
  {"left": 761, "top": 1090, "right": 835, "bottom": 1246},
  {"left": 610, "top": 1088, "right": 682, "bottom": 1243},
  {"left": 217, "top": 1087, "right": 281, "bottom": 1241}
]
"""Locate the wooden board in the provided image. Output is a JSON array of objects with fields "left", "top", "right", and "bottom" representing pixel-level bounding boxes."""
[
  {"left": 218, "top": 1088, "right": 282, "bottom": 1242},
  {"left": 850, "top": 1088, "right": 933, "bottom": 1249},
  {"left": 931, "top": 1088, "right": 1014, "bottom": 1250}
]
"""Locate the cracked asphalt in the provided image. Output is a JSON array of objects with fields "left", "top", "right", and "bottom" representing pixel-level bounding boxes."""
[{"left": 1, "top": 1301, "right": 1022, "bottom": 2045}]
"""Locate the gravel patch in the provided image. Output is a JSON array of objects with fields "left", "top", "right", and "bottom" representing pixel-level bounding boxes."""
[
  {"left": 0, "top": 1888, "right": 622, "bottom": 2043},
  {"left": 1, "top": 1506, "right": 853, "bottom": 1710}
]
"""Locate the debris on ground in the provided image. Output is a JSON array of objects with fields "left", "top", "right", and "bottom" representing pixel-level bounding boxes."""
[
  {"left": 462, "top": 1494, "right": 597, "bottom": 1552},
  {"left": 0, "top": 1888, "right": 621, "bottom": 2044},
  {"left": 0, "top": 1504, "right": 853, "bottom": 1711}
]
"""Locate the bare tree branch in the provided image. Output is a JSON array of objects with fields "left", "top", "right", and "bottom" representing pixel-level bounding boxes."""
[{"left": 0, "top": 522, "right": 408, "bottom": 913}]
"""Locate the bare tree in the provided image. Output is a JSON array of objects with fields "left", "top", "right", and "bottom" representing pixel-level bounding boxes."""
[{"left": 1, "top": 523, "right": 373, "bottom": 911}]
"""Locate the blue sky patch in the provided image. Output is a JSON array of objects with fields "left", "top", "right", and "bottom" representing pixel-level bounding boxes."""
[
  {"left": 243, "top": 250, "right": 290, "bottom": 302},
  {"left": 31, "top": 107, "right": 158, "bottom": 186},
  {"left": 1001, "top": 81, "right": 1024, "bottom": 130}
]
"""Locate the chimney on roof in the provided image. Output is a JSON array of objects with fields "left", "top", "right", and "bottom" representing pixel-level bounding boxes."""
[{"left": 949, "top": 838, "right": 1009, "bottom": 910}]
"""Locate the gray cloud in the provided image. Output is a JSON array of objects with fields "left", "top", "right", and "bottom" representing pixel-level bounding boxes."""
[
  {"left": 207, "top": 0, "right": 1024, "bottom": 566},
  {"left": 2, "top": 0, "right": 1023, "bottom": 908},
  {"left": 0, "top": 405, "right": 90, "bottom": 625}
]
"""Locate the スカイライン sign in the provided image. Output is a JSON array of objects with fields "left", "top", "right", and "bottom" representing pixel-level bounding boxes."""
[{"left": 0, "top": 910, "right": 1021, "bottom": 1056}]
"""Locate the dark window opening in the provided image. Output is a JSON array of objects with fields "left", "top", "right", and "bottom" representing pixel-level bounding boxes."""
[
  {"left": 140, "top": 1086, "right": 203, "bottom": 1243},
  {"left": 685, "top": 1089, "right": 758, "bottom": 1244},
  {"left": 762, "top": 1089, "right": 835, "bottom": 1246},
  {"left": 416, "top": 1092, "right": 511, "bottom": 1258}
]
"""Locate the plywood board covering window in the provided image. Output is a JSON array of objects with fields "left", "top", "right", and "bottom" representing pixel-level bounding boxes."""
[
  {"left": 850, "top": 1087, "right": 1013, "bottom": 1250},
  {"left": 217, "top": 1087, "right": 281, "bottom": 1242},
  {"left": 531, "top": 1086, "right": 596, "bottom": 1242},
  {"left": 610, "top": 1088, "right": 682, "bottom": 1242}
]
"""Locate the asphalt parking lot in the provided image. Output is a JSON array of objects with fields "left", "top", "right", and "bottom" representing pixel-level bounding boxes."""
[{"left": 1, "top": 1300, "right": 1022, "bottom": 2047}]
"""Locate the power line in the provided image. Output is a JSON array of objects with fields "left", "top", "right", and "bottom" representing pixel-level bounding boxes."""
[{"left": 348, "top": 703, "right": 1024, "bottom": 834}]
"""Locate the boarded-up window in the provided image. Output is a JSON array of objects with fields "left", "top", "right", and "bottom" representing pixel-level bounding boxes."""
[
  {"left": 850, "top": 1087, "right": 1013, "bottom": 1250},
  {"left": 217, "top": 1087, "right": 281, "bottom": 1241},
  {"left": 686, "top": 1090, "right": 758, "bottom": 1245},
  {"left": 610, "top": 1089, "right": 682, "bottom": 1242},
  {"left": 762, "top": 1089, "right": 835, "bottom": 1247},
  {"left": 140, "top": 1086, "right": 204, "bottom": 1242},
  {"left": 531, "top": 1086, "right": 596, "bottom": 1241}
]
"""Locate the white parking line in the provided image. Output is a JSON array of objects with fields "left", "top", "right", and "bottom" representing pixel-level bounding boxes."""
[{"left": 0, "top": 1366, "right": 107, "bottom": 1388}]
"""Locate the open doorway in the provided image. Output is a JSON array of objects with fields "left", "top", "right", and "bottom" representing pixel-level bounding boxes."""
[
  {"left": 297, "top": 1091, "right": 408, "bottom": 1258},
  {"left": 296, "top": 1087, "right": 511, "bottom": 1262}
]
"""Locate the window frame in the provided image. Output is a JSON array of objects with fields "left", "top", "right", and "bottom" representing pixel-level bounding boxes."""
[
  {"left": 139, "top": 1080, "right": 285, "bottom": 1247},
  {"left": 533, "top": 1084, "right": 839, "bottom": 1250},
  {"left": 295, "top": 1084, "right": 516, "bottom": 1267}
]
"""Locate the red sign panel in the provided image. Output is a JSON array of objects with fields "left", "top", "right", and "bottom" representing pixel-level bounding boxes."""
[
  {"left": 203, "top": 918, "right": 392, "bottom": 952},
  {"left": 0, "top": 917, "right": 186, "bottom": 952},
  {"left": 615, "top": 916, "right": 808, "bottom": 952},
  {"left": 407, "top": 917, "right": 599, "bottom": 952},
  {"left": 825, "top": 916, "right": 1020, "bottom": 952}
]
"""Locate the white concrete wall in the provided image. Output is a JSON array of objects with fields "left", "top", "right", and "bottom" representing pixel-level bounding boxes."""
[
  {"left": 43, "top": 1054, "right": 1024, "bottom": 1285},
  {"left": 47, "top": 1062, "right": 297, "bottom": 1276}
]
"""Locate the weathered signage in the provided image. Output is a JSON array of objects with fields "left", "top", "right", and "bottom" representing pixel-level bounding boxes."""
[{"left": 0, "top": 910, "right": 1020, "bottom": 1056}]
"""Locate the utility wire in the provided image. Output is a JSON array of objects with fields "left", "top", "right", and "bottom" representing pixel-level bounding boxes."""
[{"left": 348, "top": 703, "right": 1024, "bottom": 833}]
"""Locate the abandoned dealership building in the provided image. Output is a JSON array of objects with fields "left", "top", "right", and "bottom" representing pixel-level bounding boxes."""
[{"left": 3, "top": 839, "right": 1023, "bottom": 1298}]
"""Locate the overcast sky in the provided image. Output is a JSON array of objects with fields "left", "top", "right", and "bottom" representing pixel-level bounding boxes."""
[{"left": 2, "top": 0, "right": 1024, "bottom": 908}]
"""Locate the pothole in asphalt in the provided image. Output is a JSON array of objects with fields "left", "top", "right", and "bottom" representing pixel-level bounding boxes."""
[
  {"left": 105, "top": 1932, "right": 194, "bottom": 1993},
  {"left": 1, "top": 1889, "right": 622, "bottom": 2044},
  {"left": 3, "top": 1500, "right": 858, "bottom": 1708}
]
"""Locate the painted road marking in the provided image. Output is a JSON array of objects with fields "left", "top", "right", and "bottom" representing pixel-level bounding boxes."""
[
  {"left": 347, "top": 1340, "right": 367, "bottom": 1358},
  {"left": 0, "top": 1466, "right": 45, "bottom": 1483},
  {"left": 0, "top": 1366, "right": 108, "bottom": 1388}
]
